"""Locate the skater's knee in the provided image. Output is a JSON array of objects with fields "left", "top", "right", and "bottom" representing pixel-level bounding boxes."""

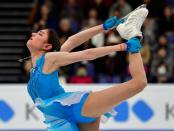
[{"left": 133, "top": 76, "right": 147, "bottom": 92}]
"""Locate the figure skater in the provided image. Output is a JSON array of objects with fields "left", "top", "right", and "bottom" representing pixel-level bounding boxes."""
[{"left": 26, "top": 5, "right": 148, "bottom": 131}]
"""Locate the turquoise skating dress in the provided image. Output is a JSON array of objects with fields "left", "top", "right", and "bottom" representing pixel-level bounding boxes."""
[{"left": 27, "top": 54, "right": 116, "bottom": 131}]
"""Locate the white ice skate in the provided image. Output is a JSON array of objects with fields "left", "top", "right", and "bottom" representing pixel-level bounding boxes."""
[{"left": 117, "top": 4, "right": 149, "bottom": 40}]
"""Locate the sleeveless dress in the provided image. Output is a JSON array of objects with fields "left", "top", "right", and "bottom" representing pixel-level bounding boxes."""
[{"left": 27, "top": 54, "right": 116, "bottom": 131}]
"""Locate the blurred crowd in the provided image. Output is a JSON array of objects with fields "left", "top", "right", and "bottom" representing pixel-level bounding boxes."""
[{"left": 27, "top": 0, "right": 174, "bottom": 83}]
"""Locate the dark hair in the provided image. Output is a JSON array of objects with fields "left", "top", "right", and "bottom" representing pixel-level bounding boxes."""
[{"left": 47, "top": 28, "right": 61, "bottom": 52}]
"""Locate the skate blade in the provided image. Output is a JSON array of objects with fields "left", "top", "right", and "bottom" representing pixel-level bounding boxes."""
[{"left": 121, "top": 4, "right": 147, "bottom": 21}]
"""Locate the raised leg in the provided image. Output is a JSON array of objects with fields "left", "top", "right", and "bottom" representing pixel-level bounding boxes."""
[{"left": 81, "top": 52, "right": 147, "bottom": 118}]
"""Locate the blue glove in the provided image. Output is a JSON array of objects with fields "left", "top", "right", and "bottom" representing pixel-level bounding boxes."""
[
  {"left": 126, "top": 37, "right": 142, "bottom": 53},
  {"left": 103, "top": 16, "right": 124, "bottom": 30}
]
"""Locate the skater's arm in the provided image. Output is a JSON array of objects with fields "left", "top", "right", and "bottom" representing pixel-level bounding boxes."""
[
  {"left": 45, "top": 43, "right": 126, "bottom": 71},
  {"left": 60, "top": 17, "right": 122, "bottom": 52},
  {"left": 60, "top": 25, "right": 104, "bottom": 52}
]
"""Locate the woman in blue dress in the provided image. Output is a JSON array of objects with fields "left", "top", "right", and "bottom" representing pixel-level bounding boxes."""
[{"left": 27, "top": 6, "right": 148, "bottom": 131}]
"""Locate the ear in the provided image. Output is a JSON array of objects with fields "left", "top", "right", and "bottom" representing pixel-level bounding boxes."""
[{"left": 43, "top": 44, "right": 52, "bottom": 51}]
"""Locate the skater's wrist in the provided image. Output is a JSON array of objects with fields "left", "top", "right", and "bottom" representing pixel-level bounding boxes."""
[
  {"left": 126, "top": 37, "right": 142, "bottom": 53},
  {"left": 103, "top": 16, "right": 124, "bottom": 30}
]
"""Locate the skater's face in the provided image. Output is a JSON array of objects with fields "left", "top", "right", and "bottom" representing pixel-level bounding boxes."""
[{"left": 27, "top": 29, "right": 52, "bottom": 52}]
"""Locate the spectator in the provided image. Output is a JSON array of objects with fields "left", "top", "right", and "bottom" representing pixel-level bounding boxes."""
[
  {"left": 90, "top": 0, "right": 109, "bottom": 21},
  {"left": 26, "top": 0, "right": 174, "bottom": 83},
  {"left": 69, "top": 64, "right": 93, "bottom": 83},
  {"left": 106, "top": 31, "right": 122, "bottom": 45},
  {"left": 140, "top": 41, "right": 151, "bottom": 76},
  {"left": 143, "top": 0, "right": 166, "bottom": 18},
  {"left": 109, "top": 0, "right": 132, "bottom": 18},
  {"left": 111, "top": 7, "right": 121, "bottom": 18},
  {"left": 32, "top": 4, "right": 50, "bottom": 32},
  {"left": 155, "top": 35, "right": 169, "bottom": 51},
  {"left": 57, "top": 18, "right": 73, "bottom": 44},
  {"left": 151, "top": 47, "right": 173, "bottom": 83},
  {"left": 65, "top": 0, "right": 81, "bottom": 16},
  {"left": 82, "top": 8, "right": 99, "bottom": 28},
  {"left": 142, "top": 17, "right": 157, "bottom": 49},
  {"left": 91, "top": 32, "right": 105, "bottom": 48},
  {"left": 64, "top": 0, "right": 82, "bottom": 33},
  {"left": 158, "top": 6, "right": 174, "bottom": 35}
]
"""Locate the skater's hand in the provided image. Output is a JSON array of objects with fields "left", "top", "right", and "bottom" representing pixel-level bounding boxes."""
[
  {"left": 125, "top": 37, "right": 142, "bottom": 53},
  {"left": 103, "top": 16, "right": 124, "bottom": 30}
]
